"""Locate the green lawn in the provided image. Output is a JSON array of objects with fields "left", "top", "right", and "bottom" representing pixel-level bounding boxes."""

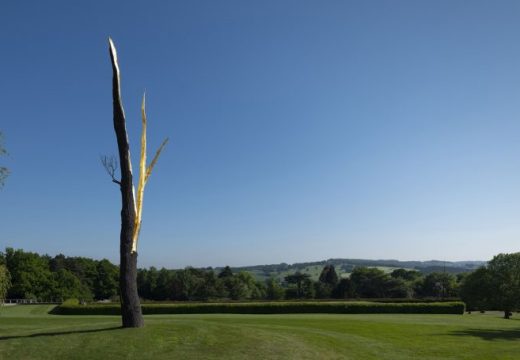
[{"left": 1, "top": 305, "right": 519, "bottom": 359}]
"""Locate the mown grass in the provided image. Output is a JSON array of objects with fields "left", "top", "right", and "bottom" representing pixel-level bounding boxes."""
[{"left": 1, "top": 305, "right": 520, "bottom": 359}]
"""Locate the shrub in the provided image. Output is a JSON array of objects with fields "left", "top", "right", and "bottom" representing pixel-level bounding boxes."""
[
  {"left": 61, "top": 298, "right": 80, "bottom": 306},
  {"left": 51, "top": 301, "right": 465, "bottom": 315}
]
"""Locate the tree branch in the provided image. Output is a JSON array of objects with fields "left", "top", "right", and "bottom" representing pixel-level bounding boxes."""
[{"left": 101, "top": 155, "right": 121, "bottom": 185}]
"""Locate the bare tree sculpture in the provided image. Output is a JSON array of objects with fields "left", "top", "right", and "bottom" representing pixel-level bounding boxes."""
[
  {"left": 0, "top": 132, "right": 9, "bottom": 188},
  {"left": 107, "top": 38, "right": 168, "bottom": 328}
]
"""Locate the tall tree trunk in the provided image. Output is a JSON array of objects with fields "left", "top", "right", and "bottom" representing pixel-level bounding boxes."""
[{"left": 109, "top": 39, "right": 144, "bottom": 328}]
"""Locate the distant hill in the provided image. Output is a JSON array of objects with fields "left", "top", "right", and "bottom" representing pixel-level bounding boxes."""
[{"left": 216, "top": 258, "right": 486, "bottom": 282}]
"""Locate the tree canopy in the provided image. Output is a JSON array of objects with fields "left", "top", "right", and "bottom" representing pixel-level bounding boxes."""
[
  {"left": 0, "top": 264, "right": 11, "bottom": 301},
  {"left": 487, "top": 253, "right": 520, "bottom": 319}
]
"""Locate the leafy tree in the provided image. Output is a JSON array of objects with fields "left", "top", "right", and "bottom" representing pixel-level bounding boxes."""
[
  {"left": 137, "top": 267, "right": 159, "bottom": 300},
  {"left": 350, "top": 267, "right": 389, "bottom": 298},
  {"left": 313, "top": 282, "right": 331, "bottom": 298},
  {"left": 285, "top": 272, "right": 314, "bottom": 299},
  {"left": 390, "top": 269, "right": 421, "bottom": 281},
  {"left": 3, "top": 249, "right": 126, "bottom": 302},
  {"left": 196, "top": 270, "right": 222, "bottom": 300},
  {"left": 55, "top": 256, "right": 98, "bottom": 294},
  {"left": 52, "top": 269, "right": 92, "bottom": 301},
  {"left": 384, "top": 277, "right": 411, "bottom": 298},
  {"left": 486, "top": 253, "right": 520, "bottom": 319},
  {"left": 218, "top": 266, "right": 233, "bottom": 278},
  {"left": 348, "top": 267, "right": 412, "bottom": 298},
  {"left": 241, "top": 272, "right": 266, "bottom": 300},
  {"left": 223, "top": 272, "right": 264, "bottom": 300},
  {"left": 4, "top": 248, "right": 55, "bottom": 300},
  {"left": 93, "top": 260, "right": 119, "bottom": 300},
  {"left": 0, "top": 264, "right": 11, "bottom": 301},
  {"left": 459, "top": 267, "right": 492, "bottom": 313},
  {"left": 218, "top": 269, "right": 264, "bottom": 300},
  {"left": 177, "top": 268, "right": 207, "bottom": 300},
  {"left": 415, "top": 272, "right": 458, "bottom": 298},
  {"left": 333, "top": 278, "right": 354, "bottom": 299},
  {"left": 319, "top": 265, "right": 339, "bottom": 286},
  {"left": 153, "top": 268, "right": 174, "bottom": 300},
  {"left": 315, "top": 265, "right": 339, "bottom": 298},
  {"left": 388, "top": 269, "right": 420, "bottom": 298},
  {"left": 265, "top": 277, "right": 285, "bottom": 300}
]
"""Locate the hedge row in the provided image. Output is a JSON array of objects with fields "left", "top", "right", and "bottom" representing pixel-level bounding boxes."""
[
  {"left": 139, "top": 298, "right": 461, "bottom": 304},
  {"left": 51, "top": 301, "right": 465, "bottom": 315}
]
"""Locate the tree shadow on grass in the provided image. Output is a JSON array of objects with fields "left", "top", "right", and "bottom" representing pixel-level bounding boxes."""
[
  {"left": 0, "top": 326, "right": 122, "bottom": 341},
  {"left": 448, "top": 329, "right": 520, "bottom": 341}
]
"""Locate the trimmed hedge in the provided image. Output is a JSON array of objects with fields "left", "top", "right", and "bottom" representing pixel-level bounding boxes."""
[
  {"left": 51, "top": 301, "right": 465, "bottom": 315},
  {"left": 140, "top": 297, "right": 461, "bottom": 304}
]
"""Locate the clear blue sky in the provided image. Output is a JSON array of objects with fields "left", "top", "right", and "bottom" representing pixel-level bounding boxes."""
[{"left": 1, "top": 0, "right": 520, "bottom": 268}]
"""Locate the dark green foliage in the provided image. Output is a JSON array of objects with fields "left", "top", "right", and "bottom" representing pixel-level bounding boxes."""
[
  {"left": 52, "top": 269, "right": 92, "bottom": 301},
  {"left": 154, "top": 268, "right": 174, "bottom": 300},
  {"left": 136, "top": 267, "right": 266, "bottom": 301},
  {"left": 486, "top": 253, "right": 520, "bottom": 319},
  {"left": 459, "top": 267, "right": 492, "bottom": 312},
  {"left": 350, "top": 267, "right": 410, "bottom": 298},
  {"left": 0, "top": 248, "right": 486, "bottom": 304},
  {"left": 415, "top": 272, "right": 458, "bottom": 298},
  {"left": 52, "top": 301, "right": 465, "bottom": 315},
  {"left": 0, "top": 264, "right": 11, "bottom": 299},
  {"left": 4, "top": 248, "right": 56, "bottom": 300},
  {"left": 227, "top": 259, "right": 483, "bottom": 281},
  {"left": 314, "top": 282, "right": 334, "bottom": 299},
  {"left": 218, "top": 266, "right": 233, "bottom": 278},
  {"left": 319, "top": 265, "right": 339, "bottom": 286},
  {"left": 93, "top": 260, "right": 119, "bottom": 299},
  {"left": 284, "top": 272, "right": 314, "bottom": 298},
  {"left": 61, "top": 298, "right": 80, "bottom": 306},
  {"left": 315, "top": 265, "right": 339, "bottom": 298},
  {"left": 391, "top": 268, "right": 421, "bottom": 281},
  {"left": 172, "top": 267, "right": 220, "bottom": 300},
  {"left": 265, "top": 277, "right": 285, "bottom": 300},
  {"left": 333, "top": 278, "right": 354, "bottom": 299},
  {"left": 455, "top": 253, "right": 520, "bottom": 319},
  {"left": 137, "top": 266, "right": 159, "bottom": 300},
  {"left": 350, "top": 267, "right": 387, "bottom": 298},
  {"left": 222, "top": 271, "right": 265, "bottom": 300},
  {"left": 49, "top": 255, "right": 99, "bottom": 293},
  {"left": 2, "top": 248, "right": 117, "bottom": 301}
]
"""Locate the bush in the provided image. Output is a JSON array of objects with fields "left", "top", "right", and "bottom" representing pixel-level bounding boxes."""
[
  {"left": 51, "top": 301, "right": 465, "bottom": 315},
  {"left": 61, "top": 298, "right": 80, "bottom": 306}
]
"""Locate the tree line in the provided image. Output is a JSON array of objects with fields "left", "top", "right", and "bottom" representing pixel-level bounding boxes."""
[
  {"left": 1, "top": 248, "right": 519, "bottom": 319},
  {"left": 0, "top": 247, "right": 465, "bottom": 302},
  {"left": 0, "top": 248, "right": 118, "bottom": 301}
]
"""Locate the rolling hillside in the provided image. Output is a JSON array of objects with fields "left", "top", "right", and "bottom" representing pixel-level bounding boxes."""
[{"left": 217, "top": 259, "right": 486, "bottom": 282}]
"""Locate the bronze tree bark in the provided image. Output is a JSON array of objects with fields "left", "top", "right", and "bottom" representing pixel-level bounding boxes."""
[{"left": 108, "top": 38, "right": 144, "bottom": 328}]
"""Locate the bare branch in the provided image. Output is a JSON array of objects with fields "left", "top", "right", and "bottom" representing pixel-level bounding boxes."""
[
  {"left": 145, "top": 137, "right": 169, "bottom": 183},
  {"left": 0, "top": 132, "right": 8, "bottom": 188},
  {"left": 101, "top": 155, "right": 120, "bottom": 185}
]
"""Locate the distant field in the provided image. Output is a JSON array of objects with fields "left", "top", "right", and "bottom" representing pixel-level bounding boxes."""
[
  {"left": 230, "top": 258, "right": 482, "bottom": 282},
  {"left": 248, "top": 264, "right": 412, "bottom": 281},
  {"left": 250, "top": 265, "right": 348, "bottom": 281},
  {"left": 1, "top": 305, "right": 519, "bottom": 359}
]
